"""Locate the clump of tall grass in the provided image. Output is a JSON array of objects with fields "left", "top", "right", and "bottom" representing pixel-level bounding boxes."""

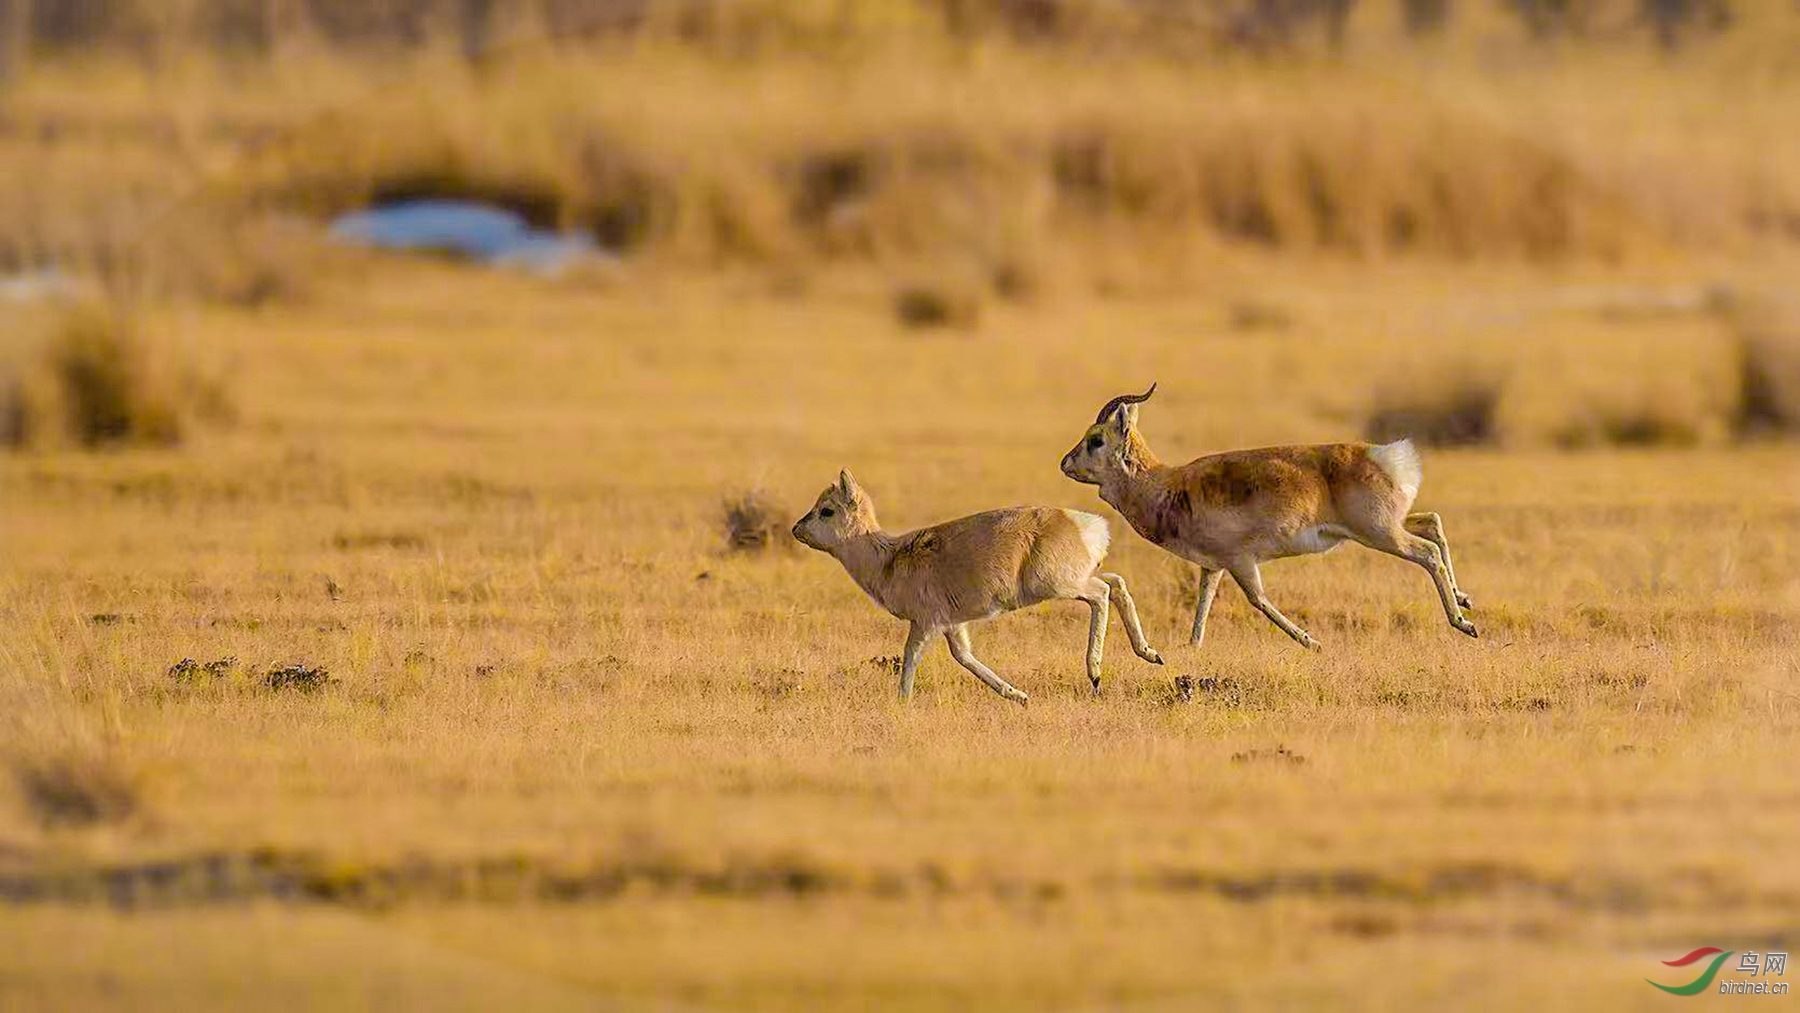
[
  {"left": 0, "top": 302, "right": 229, "bottom": 450},
  {"left": 894, "top": 278, "right": 982, "bottom": 330},
  {"left": 0, "top": 139, "right": 319, "bottom": 307},
  {"left": 1362, "top": 309, "right": 1770, "bottom": 450},
  {"left": 722, "top": 491, "right": 788, "bottom": 553},
  {"left": 1366, "top": 374, "right": 1502, "bottom": 447},
  {"left": 1547, "top": 404, "right": 1709, "bottom": 449},
  {"left": 10, "top": 748, "right": 141, "bottom": 830},
  {"left": 1728, "top": 297, "right": 1800, "bottom": 437}
]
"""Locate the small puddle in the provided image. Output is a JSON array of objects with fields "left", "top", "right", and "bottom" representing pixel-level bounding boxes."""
[
  {"left": 0, "top": 268, "right": 87, "bottom": 303},
  {"left": 328, "top": 199, "right": 609, "bottom": 276}
]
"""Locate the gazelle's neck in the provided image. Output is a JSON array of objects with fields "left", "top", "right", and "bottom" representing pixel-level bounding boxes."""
[
  {"left": 831, "top": 529, "right": 899, "bottom": 602},
  {"left": 1099, "top": 432, "right": 1165, "bottom": 510}
]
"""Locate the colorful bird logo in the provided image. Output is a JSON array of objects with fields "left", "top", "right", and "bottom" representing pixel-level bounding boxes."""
[{"left": 1647, "top": 947, "right": 1735, "bottom": 996}]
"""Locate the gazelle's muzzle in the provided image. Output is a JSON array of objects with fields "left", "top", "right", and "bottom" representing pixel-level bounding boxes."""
[
  {"left": 1059, "top": 448, "right": 1089, "bottom": 482},
  {"left": 791, "top": 518, "right": 820, "bottom": 550}
]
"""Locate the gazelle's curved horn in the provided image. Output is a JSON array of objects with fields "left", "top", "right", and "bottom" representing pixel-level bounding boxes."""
[{"left": 1094, "top": 383, "right": 1158, "bottom": 424}]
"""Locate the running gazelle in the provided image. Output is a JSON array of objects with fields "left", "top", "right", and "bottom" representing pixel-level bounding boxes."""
[
  {"left": 1059, "top": 385, "right": 1476, "bottom": 650},
  {"left": 792, "top": 470, "right": 1164, "bottom": 704}
]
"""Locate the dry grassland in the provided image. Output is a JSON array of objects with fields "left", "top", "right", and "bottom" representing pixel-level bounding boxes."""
[
  {"left": 3, "top": 8, "right": 1800, "bottom": 1008},
  {"left": 2, "top": 256, "right": 1798, "bottom": 1010}
]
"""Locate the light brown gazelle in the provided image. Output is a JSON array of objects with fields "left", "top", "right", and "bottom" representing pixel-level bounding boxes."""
[
  {"left": 1060, "top": 385, "right": 1476, "bottom": 651},
  {"left": 792, "top": 470, "right": 1164, "bottom": 704}
]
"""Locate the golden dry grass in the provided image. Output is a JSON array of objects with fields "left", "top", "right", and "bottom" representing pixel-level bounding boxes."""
[
  {"left": 1, "top": 255, "right": 1798, "bottom": 1010},
  {"left": 6, "top": 5, "right": 1800, "bottom": 293},
  {"left": 3, "top": 9, "right": 1800, "bottom": 1008}
]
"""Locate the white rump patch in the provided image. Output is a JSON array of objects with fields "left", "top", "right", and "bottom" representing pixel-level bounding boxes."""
[
  {"left": 1064, "top": 510, "right": 1111, "bottom": 566},
  {"left": 1367, "top": 439, "right": 1423, "bottom": 508}
]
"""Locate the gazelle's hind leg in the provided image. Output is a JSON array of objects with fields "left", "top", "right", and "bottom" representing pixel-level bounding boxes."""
[
  {"left": 1226, "top": 562, "right": 1321, "bottom": 651},
  {"left": 1355, "top": 528, "right": 1478, "bottom": 638},
  {"left": 945, "top": 624, "right": 1029, "bottom": 705},
  {"left": 1404, "top": 512, "right": 1472, "bottom": 610},
  {"left": 1098, "top": 574, "right": 1164, "bottom": 666}
]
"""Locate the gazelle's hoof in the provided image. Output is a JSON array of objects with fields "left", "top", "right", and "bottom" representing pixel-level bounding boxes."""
[
  {"left": 1299, "top": 635, "right": 1322, "bottom": 652},
  {"left": 1006, "top": 688, "right": 1030, "bottom": 706},
  {"left": 1457, "top": 592, "right": 1475, "bottom": 610},
  {"left": 1455, "top": 618, "right": 1479, "bottom": 638},
  {"left": 1142, "top": 649, "right": 1165, "bottom": 666}
]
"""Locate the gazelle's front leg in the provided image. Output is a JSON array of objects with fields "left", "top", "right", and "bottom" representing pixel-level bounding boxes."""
[
  {"left": 1078, "top": 581, "right": 1110, "bottom": 692},
  {"left": 898, "top": 621, "right": 935, "bottom": 699},
  {"left": 1227, "top": 561, "right": 1320, "bottom": 651},
  {"left": 1190, "top": 567, "right": 1224, "bottom": 647},
  {"left": 944, "top": 625, "right": 1028, "bottom": 705}
]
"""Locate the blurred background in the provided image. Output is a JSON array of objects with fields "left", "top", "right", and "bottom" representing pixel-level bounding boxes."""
[{"left": 0, "top": 0, "right": 1797, "bottom": 453}]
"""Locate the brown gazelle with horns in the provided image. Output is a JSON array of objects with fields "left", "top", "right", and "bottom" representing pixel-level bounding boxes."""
[
  {"left": 792, "top": 470, "right": 1165, "bottom": 704},
  {"left": 1060, "top": 385, "right": 1477, "bottom": 651}
]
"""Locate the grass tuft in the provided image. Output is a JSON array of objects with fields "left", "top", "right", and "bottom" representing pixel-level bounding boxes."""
[
  {"left": 1551, "top": 404, "right": 1707, "bottom": 449},
  {"left": 1365, "top": 374, "right": 1502, "bottom": 448},
  {"left": 893, "top": 280, "right": 981, "bottom": 331},
  {"left": 263, "top": 664, "right": 334, "bottom": 693},
  {"left": 169, "top": 657, "right": 238, "bottom": 684},
  {"left": 50, "top": 305, "right": 182, "bottom": 448},
  {"left": 1, "top": 302, "right": 228, "bottom": 451},
  {"left": 1732, "top": 301, "right": 1800, "bottom": 436},
  {"left": 11, "top": 750, "right": 141, "bottom": 830},
  {"left": 722, "top": 491, "right": 788, "bottom": 553}
]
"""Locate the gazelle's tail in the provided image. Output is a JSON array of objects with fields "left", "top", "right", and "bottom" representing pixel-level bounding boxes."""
[{"left": 1368, "top": 439, "right": 1422, "bottom": 509}]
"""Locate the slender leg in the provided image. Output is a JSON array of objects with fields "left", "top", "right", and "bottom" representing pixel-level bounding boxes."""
[
  {"left": 1405, "top": 512, "right": 1472, "bottom": 609},
  {"left": 898, "top": 621, "right": 935, "bottom": 699},
  {"left": 1358, "top": 530, "right": 1478, "bottom": 638},
  {"left": 944, "top": 625, "right": 1028, "bottom": 705},
  {"left": 1227, "top": 562, "right": 1321, "bottom": 651},
  {"left": 1100, "top": 573, "right": 1164, "bottom": 665},
  {"left": 1079, "top": 580, "right": 1110, "bottom": 692},
  {"left": 1190, "top": 567, "right": 1225, "bottom": 647}
]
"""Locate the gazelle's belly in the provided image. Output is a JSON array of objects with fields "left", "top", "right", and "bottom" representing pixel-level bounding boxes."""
[
  {"left": 1272, "top": 523, "right": 1353, "bottom": 559},
  {"left": 1163, "top": 523, "right": 1354, "bottom": 568},
  {"left": 1156, "top": 536, "right": 1228, "bottom": 571},
  {"left": 1178, "top": 548, "right": 1228, "bottom": 571}
]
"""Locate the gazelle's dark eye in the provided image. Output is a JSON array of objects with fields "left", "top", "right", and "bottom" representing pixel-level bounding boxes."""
[
  {"left": 1086, "top": 435, "right": 1103, "bottom": 451},
  {"left": 819, "top": 507, "right": 835, "bottom": 518}
]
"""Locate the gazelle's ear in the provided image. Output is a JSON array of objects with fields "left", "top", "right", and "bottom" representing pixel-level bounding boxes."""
[
  {"left": 837, "top": 469, "right": 860, "bottom": 500},
  {"left": 1111, "top": 402, "right": 1139, "bottom": 436}
]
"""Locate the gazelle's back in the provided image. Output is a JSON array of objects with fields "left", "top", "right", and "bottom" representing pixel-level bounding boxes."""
[
  {"left": 880, "top": 507, "right": 1108, "bottom": 624},
  {"left": 1136, "top": 442, "right": 1415, "bottom": 560}
]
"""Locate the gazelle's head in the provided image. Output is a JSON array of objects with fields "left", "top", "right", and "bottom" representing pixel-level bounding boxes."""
[
  {"left": 792, "top": 469, "right": 878, "bottom": 552},
  {"left": 1060, "top": 383, "right": 1156, "bottom": 485}
]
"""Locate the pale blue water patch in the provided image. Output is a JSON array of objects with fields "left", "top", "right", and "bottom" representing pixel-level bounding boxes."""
[
  {"left": 0, "top": 267, "right": 87, "bottom": 303},
  {"left": 328, "top": 199, "right": 607, "bottom": 275}
]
